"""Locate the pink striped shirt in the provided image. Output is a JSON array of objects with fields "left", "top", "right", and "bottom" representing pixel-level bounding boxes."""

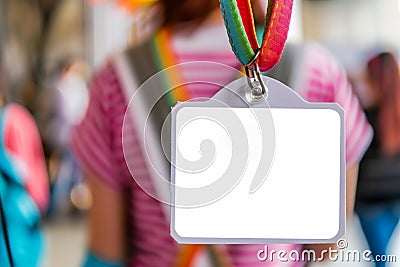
[
  {"left": 71, "top": 25, "right": 372, "bottom": 267},
  {"left": 295, "top": 43, "right": 373, "bottom": 167}
]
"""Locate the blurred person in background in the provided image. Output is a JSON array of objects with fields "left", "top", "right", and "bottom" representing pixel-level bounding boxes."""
[
  {"left": 355, "top": 52, "right": 400, "bottom": 267},
  {"left": 0, "top": 63, "right": 49, "bottom": 266},
  {"left": 47, "top": 60, "right": 91, "bottom": 217},
  {"left": 71, "top": 0, "right": 372, "bottom": 266}
]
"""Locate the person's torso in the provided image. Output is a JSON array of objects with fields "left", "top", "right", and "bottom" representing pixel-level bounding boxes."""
[{"left": 113, "top": 23, "right": 303, "bottom": 267}]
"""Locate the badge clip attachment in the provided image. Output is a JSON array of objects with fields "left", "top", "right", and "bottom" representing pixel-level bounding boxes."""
[{"left": 245, "top": 48, "right": 268, "bottom": 103}]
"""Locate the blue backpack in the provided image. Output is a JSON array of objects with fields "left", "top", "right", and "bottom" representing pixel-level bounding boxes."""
[{"left": 0, "top": 108, "right": 44, "bottom": 267}]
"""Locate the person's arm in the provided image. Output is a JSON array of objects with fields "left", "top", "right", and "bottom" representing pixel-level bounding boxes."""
[
  {"left": 345, "top": 164, "right": 359, "bottom": 217},
  {"left": 83, "top": 172, "right": 126, "bottom": 266},
  {"left": 68, "top": 64, "right": 133, "bottom": 267}
]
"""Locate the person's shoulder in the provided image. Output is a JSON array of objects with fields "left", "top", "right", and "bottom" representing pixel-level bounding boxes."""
[
  {"left": 301, "top": 42, "right": 345, "bottom": 73},
  {"left": 89, "top": 56, "right": 125, "bottom": 98}
]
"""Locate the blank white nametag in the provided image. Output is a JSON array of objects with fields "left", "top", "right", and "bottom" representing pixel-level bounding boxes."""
[{"left": 170, "top": 76, "right": 345, "bottom": 244}]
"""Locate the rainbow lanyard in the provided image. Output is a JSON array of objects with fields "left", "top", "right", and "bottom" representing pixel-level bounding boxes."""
[
  {"left": 152, "top": 3, "right": 292, "bottom": 264},
  {"left": 220, "top": 0, "right": 293, "bottom": 99},
  {"left": 151, "top": 28, "right": 191, "bottom": 106}
]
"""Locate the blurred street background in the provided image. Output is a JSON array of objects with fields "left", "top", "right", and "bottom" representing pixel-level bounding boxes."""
[{"left": 0, "top": 0, "right": 400, "bottom": 266}]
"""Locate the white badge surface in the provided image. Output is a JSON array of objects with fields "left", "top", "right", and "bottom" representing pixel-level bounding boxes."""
[{"left": 170, "top": 76, "right": 345, "bottom": 244}]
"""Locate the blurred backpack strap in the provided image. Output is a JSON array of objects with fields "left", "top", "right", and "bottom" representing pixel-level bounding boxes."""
[
  {"left": 113, "top": 37, "right": 172, "bottom": 219},
  {"left": 114, "top": 34, "right": 233, "bottom": 267}
]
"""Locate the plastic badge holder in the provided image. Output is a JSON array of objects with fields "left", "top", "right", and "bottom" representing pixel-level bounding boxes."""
[{"left": 170, "top": 76, "right": 345, "bottom": 244}]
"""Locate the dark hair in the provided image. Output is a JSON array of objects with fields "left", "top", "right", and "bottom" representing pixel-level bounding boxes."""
[
  {"left": 367, "top": 52, "right": 400, "bottom": 155},
  {"left": 160, "top": 0, "right": 220, "bottom": 27}
]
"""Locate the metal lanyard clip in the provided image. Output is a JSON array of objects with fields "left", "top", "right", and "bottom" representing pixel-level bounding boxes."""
[{"left": 245, "top": 48, "right": 268, "bottom": 102}]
